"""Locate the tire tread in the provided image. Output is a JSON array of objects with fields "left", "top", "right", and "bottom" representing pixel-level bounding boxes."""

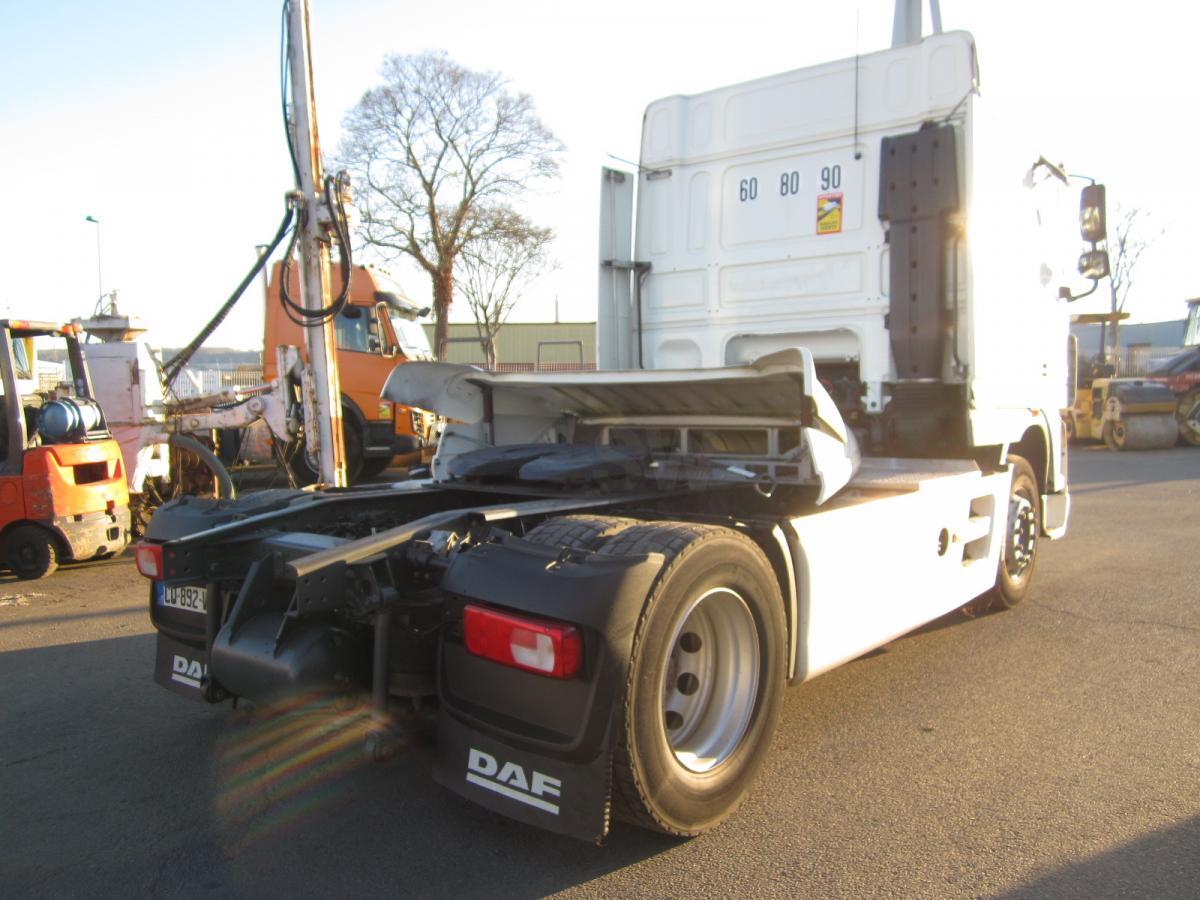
[
  {"left": 523, "top": 515, "right": 640, "bottom": 551},
  {"left": 599, "top": 521, "right": 762, "bottom": 836}
]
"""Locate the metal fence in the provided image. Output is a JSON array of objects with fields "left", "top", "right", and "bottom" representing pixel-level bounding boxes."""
[
  {"left": 1106, "top": 346, "right": 1185, "bottom": 377},
  {"left": 167, "top": 366, "right": 265, "bottom": 399}
]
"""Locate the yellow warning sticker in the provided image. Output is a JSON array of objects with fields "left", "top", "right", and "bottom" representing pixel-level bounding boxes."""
[{"left": 817, "top": 192, "right": 843, "bottom": 235}]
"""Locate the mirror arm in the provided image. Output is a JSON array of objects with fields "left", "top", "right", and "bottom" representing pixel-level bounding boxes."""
[{"left": 1058, "top": 278, "right": 1101, "bottom": 303}]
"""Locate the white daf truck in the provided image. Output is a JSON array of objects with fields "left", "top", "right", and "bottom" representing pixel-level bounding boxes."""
[{"left": 138, "top": 8, "right": 1107, "bottom": 842}]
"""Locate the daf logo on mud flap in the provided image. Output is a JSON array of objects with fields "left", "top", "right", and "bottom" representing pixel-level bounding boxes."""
[
  {"left": 466, "top": 748, "right": 562, "bottom": 815},
  {"left": 171, "top": 654, "right": 207, "bottom": 690}
]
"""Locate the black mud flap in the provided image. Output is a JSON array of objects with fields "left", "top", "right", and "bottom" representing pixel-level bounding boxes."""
[
  {"left": 435, "top": 710, "right": 616, "bottom": 844},
  {"left": 154, "top": 633, "right": 210, "bottom": 702},
  {"left": 432, "top": 535, "right": 667, "bottom": 843}
]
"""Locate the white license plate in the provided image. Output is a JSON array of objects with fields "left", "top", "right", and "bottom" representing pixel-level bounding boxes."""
[{"left": 163, "top": 584, "right": 207, "bottom": 614}]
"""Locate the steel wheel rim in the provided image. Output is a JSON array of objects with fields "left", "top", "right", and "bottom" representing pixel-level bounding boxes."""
[
  {"left": 659, "top": 587, "right": 759, "bottom": 773},
  {"left": 1004, "top": 493, "right": 1037, "bottom": 581}
]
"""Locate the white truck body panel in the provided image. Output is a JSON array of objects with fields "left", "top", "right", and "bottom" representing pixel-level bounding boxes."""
[
  {"left": 600, "top": 30, "right": 1071, "bottom": 492},
  {"left": 788, "top": 460, "right": 1008, "bottom": 681}
]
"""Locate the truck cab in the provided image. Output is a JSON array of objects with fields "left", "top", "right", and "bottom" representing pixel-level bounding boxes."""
[
  {"left": 262, "top": 262, "right": 438, "bottom": 480},
  {"left": 598, "top": 29, "right": 1093, "bottom": 539}
]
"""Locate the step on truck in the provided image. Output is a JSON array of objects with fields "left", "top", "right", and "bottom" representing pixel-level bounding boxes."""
[{"left": 137, "top": 23, "right": 1107, "bottom": 841}]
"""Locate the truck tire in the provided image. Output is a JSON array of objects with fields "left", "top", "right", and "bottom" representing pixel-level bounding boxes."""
[
  {"left": 342, "top": 421, "right": 365, "bottom": 483},
  {"left": 598, "top": 522, "right": 786, "bottom": 836},
  {"left": 523, "top": 515, "right": 639, "bottom": 550},
  {"left": 988, "top": 456, "right": 1040, "bottom": 610},
  {"left": 292, "top": 413, "right": 365, "bottom": 484},
  {"left": 6, "top": 524, "right": 60, "bottom": 579},
  {"left": 358, "top": 454, "right": 394, "bottom": 481}
]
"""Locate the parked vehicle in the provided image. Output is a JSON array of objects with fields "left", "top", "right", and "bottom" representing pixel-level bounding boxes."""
[
  {"left": 136, "top": 3, "right": 1105, "bottom": 841},
  {"left": 1145, "top": 299, "right": 1200, "bottom": 445},
  {"left": 263, "top": 261, "right": 439, "bottom": 480},
  {"left": 1, "top": 320, "right": 130, "bottom": 577},
  {"left": 1066, "top": 376, "right": 1180, "bottom": 450}
]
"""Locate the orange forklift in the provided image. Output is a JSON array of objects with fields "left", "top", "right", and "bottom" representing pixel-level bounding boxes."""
[{"left": 0, "top": 320, "right": 130, "bottom": 578}]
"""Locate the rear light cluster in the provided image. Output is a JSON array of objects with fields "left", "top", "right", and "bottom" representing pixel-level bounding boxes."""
[
  {"left": 133, "top": 543, "right": 164, "bottom": 579},
  {"left": 463, "top": 604, "right": 582, "bottom": 679}
]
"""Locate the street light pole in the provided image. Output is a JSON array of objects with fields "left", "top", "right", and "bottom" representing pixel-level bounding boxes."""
[{"left": 85, "top": 215, "right": 103, "bottom": 308}]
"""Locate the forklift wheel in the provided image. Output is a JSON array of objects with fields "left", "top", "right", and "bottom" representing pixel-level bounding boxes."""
[{"left": 6, "top": 525, "right": 60, "bottom": 580}]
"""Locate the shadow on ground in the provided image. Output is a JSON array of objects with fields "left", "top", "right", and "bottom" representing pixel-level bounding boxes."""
[
  {"left": 998, "top": 815, "right": 1200, "bottom": 900},
  {"left": 0, "top": 634, "right": 676, "bottom": 898}
]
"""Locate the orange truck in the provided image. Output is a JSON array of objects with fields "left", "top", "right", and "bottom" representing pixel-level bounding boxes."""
[
  {"left": 262, "top": 262, "right": 439, "bottom": 481},
  {"left": 0, "top": 320, "right": 130, "bottom": 577}
]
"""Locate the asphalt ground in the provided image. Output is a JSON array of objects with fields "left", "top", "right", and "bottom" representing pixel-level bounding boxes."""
[{"left": 1, "top": 446, "right": 1197, "bottom": 898}]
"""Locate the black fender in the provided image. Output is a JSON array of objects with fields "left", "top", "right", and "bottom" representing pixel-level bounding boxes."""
[{"left": 435, "top": 534, "right": 664, "bottom": 843}]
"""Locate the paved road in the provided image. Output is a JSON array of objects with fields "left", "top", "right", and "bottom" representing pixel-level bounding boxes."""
[{"left": 2, "top": 447, "right": 1198, "bottom": 898}]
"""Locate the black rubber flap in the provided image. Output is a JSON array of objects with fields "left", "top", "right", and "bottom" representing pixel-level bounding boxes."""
[
  {"left": 448, "top": 443, "right": 650, "bottom": 484},
  {"left": 436, "top": 708, "right": 615, "bottom": 843},
  {"left": 446, "top": 443, "right": 563, "bottom": 480},
  {"left": 518, "top": 445, "right": 649, "bottom": 484}
]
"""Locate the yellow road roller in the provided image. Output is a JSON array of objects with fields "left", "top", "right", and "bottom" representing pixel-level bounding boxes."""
[{"left": 1067, "top": 377, "right": 1180, "bottom": 451}]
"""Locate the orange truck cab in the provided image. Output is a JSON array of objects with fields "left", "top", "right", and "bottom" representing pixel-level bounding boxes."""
[
  {"left": 263, "top": 262, "right": 438, "bottom": 481},
  {"left": 0, "top": 321, "right": 130, "bottom": 578}
]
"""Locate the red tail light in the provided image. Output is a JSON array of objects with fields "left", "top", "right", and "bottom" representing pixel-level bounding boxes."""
[
  {"left": 463, "top": 605, "right": 582, "bottom": 679},
  {"left": 134, "top": 543, "right": 164, "bottom": 579}
]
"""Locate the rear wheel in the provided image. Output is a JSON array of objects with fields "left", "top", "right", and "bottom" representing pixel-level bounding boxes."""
[
  {"left": 598, "top": 523, "right": 786, "bottom": 836},
  {"left": 989, "top": 456, "right": 1040, "bottom": 610},
  {"left": 6, "top": 525, "right": 60, "bottom": 579},
  {"left": 342, "top": 421, "right": 365, "bottom": 483},
  {"left": 291, "top": 412, "right": 364, "bottom": 484},
  {"left": 358, "top": 454, "right": 394, "bottom": 481}
]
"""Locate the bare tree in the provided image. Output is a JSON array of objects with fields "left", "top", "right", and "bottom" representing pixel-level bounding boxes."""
[
  {"left": 339, "top": 52, "right": 563, "bottom": 360},
  {"left": 456, "top": 207, "right": 555, "bottom": 369},
  {"left": 1103, "top": 206, "right": 1163, "bottom": 360}
]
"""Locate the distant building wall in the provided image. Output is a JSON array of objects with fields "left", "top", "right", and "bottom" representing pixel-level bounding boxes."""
[
  {"left": 1069, "top": 318, "right": 1188, "bottom": 376},
  {"left": 1070, "top": 319, "right": 1185, "bottom": 356},
  {"left": 421, "top": 322, "right": 597, "bottom": 371}
]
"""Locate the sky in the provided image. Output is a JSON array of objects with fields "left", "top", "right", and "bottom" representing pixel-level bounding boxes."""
[{"left": 1, "top": 0, "right": 1196, "bottom": 350}]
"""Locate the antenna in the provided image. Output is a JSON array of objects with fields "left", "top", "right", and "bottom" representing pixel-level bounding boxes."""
[{"left": 853, "top": 9, "right": 862, "bottom": 160}]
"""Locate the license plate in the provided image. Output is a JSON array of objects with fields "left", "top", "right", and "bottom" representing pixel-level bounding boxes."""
[{"left": 162, "top": 584, "right": 207, "bottom": 614}]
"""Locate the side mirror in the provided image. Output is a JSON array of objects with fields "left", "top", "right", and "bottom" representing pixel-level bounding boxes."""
[
  {"left": 1080, "top": 184, "right": 1107, "bottom": 243},
  {"left": 1078, "top": 249, "right": 1110, "bottom": 280}
]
